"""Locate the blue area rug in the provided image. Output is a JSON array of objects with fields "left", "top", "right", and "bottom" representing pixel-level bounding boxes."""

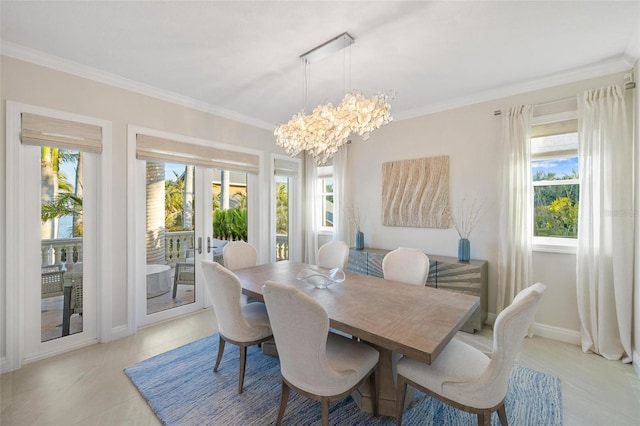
[{"left": 125, "top": 334, "right": 562, "bottom": 425}]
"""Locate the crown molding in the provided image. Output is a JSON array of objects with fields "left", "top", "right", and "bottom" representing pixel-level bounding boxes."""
[
  {"left": 2, "top": 40, "right": 635, "bottom": 127},
  {"left": 394, "top": 55, "right": 635, "bottom": 121},
  {"left": 0, "top": 41, "right": 274, "bottom": 131}
]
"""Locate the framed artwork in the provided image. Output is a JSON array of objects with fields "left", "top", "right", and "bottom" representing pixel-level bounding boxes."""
[{"left": 381, "top": 155, "right": 449, "bottom": 228}]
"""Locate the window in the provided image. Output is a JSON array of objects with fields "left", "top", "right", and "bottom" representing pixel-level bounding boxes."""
[
  {"left": 531, "top": 118, "right": 579, "bottom": 250},
  {"left": 317, "top": 165, "right": 334, "bottom": 232}
]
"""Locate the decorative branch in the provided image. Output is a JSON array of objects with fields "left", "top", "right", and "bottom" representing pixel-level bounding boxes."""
[
  {"left": 346, "top": 203, "right": 364, "bottom": 233},
  {"left": 446, "top": 195, "right": 484, "bottom": 239}
]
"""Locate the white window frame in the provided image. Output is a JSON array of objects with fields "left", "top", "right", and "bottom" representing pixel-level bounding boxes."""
[
  {"left": 531, "top": 111, "right": 578, "bottom": 254},
  {"left": 317, "top": 165, "right": 334, "bottom": 235},
  {"left": 270, "top": 154, "right": 302, "bottom": 262}
]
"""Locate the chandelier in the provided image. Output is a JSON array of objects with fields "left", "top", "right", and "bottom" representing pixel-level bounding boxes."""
[{"left": 274, "top": 33, "right": 393, "bottom": 164}]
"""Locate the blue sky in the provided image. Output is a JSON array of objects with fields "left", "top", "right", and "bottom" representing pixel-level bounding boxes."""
[{"left": 532, "top": 157, "right": 578, "bottom": 178}]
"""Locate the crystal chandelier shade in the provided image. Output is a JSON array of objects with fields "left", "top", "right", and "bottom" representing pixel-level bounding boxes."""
[{"left": 274, "top": 33, "right": 393, "bottom": 164}]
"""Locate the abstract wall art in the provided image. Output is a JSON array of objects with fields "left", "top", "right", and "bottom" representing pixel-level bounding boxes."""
[{"left": 381, "top": 155, "right": 449, "bottom": 228}]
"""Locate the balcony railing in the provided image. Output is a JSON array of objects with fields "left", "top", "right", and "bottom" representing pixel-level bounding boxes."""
[
  {"left": 165, "top": 231, "right": 195, "bottom": 267},
  {"left": 276, "top": 234, "right": 289, "bottom": 261},
  {"left": 41, "top": 238, "right": 83, "bottom": 270},
  {"left": 41, "top": 231, "right": 289, "bottom": 269}
]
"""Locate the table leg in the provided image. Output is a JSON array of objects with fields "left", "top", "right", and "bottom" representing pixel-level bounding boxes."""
[{"left": 351, "top": 344, "right": 414, "bottom": 417}]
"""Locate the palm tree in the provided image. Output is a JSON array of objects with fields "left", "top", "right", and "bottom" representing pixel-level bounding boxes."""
[{"left": 41, "top": 147, "right": 80, "bottom": 237}]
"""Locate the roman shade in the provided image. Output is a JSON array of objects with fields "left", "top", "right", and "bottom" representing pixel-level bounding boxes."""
[
  {"left": 531, "top": 119, "right": 578, "bottom": 160},
  {"left": 273, "top": 158, "right": 299, "bottom": 176},
  {"left": 21, "top": 113, "right": 103, "bottom": 154},
  {"left": 136, "top": 134, "right": 260, "bottom": 174},
  {"left": 530, "top": 119, "right": 578, "bottom": 138}
]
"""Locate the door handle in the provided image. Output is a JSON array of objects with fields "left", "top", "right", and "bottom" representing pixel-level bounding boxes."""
[
  {"left": 207, "top": 237, "right": 217, "bottom": 254},
  {"left": 197, "top": 237, "right": 203, "bottom": 254}
]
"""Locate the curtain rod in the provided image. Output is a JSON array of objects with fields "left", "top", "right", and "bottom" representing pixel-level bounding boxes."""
[{"left": 493, "top": 80, "right": 636, "bottom": 116}]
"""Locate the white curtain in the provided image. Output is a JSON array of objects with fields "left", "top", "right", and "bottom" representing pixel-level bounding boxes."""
[
  {"left": 333, "top": 146, "right": 349, "bottom": 243},
  {"left": 576, "top": 84, "right": 632, "bottom": 363},
  {"left": 303, "top": 153, "right": 318, "bottom": 264},
  {"left": 497, "top": 105, "right": 533, "bottom": 315}
]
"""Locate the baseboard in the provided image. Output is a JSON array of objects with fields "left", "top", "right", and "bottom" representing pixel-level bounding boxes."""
[
  {"left": 533, "top": 322, "right": 581, "bottom": 345},
  {"left": 485, "top": 312, "right": 581, "bottom": 345},
  {"left": 23, "top": 339, "right": 98, "bottom": 366},
  {"left": 634, "top": 349, "right": 640, "bottom": 379},
  {"left": 110, "top": 324, "right": 132, "bottom": 341}
]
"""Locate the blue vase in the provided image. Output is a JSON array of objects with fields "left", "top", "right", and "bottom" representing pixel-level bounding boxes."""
[
  {"left": 355, "top": 231, "right": 364, "bottom": 250},
  {"left": 458, "top": 238, "right": 470, "bottom": 262}
]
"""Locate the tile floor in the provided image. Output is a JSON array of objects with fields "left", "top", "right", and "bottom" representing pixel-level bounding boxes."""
[{"left": 3, "top": 309, "right": 640, "bottom": 425}]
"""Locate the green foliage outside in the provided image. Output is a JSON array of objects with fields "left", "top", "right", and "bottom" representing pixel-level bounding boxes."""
[
  {"left": 40, "top": 148, "right": 83, "bottom": 237},
  {"left": 213, "top": 207, "right": 248, "bottom": 241},
  {"left": 533, "top": 170, "right": 579, "bottom": 237},
  {"left": 276, "top": 181, "right": 288, "bottom": 235},
  {"left": 164, "top": 172, "right": 250, "bottom": 241},
  {"left": 164, "top": 171, "right": 187, "bottom": 232}
]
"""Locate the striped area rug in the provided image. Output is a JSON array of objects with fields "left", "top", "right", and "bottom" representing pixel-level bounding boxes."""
[{"left": 125, "top": 334, "right": 562, "bottom": 425}]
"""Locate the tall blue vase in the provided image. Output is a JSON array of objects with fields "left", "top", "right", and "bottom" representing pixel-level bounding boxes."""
[
  {"left": 355, "top": 231, "right": 364, "bottom": 250},
  {"left": 458, "top": 238, "right": 470, "bottom": 262}
]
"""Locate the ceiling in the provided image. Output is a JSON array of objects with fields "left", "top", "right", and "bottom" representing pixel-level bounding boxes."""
[{"left": 1, "top": 1, "right": 639, "bottom": 130}]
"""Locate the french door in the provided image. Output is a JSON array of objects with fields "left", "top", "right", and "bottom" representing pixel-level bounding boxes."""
[
  {"left": 134, "top": 159, "right": 211, "bottom": 327},
  {"left": 5, "top": 102, "right": 110, "bottom": 370},
  {"left": 130, "top": 127, "right": 260, "bottom": 328}
]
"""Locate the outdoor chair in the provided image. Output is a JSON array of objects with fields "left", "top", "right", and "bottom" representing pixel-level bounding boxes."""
[
  {"left": 41, "top": 270, "right": 65, "bottom": 299},
  {"left": 62, "top": 271, "right": 83, "bottom": 336},
  {"left": 172, "top": 262, "right": 195, "bottom": 298}
]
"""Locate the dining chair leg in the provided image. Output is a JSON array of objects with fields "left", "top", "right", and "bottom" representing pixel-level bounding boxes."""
[
  {"left": 275, "top": 379, "right": 290, "bottom": 426},
  {"left": 395, "top": 375, "right": 407, "bottom": 425},
  {"left": 497, "top": 403, "right": 508, "bottom": 426},
  {"left": 320, "top": 398, "right": 330, "bottom": 426},
  {"left": 477, "top": 410, "right": 492, "bottom": 426},
  {"left": 213, "top": 336, "right": 226, "bottom": 372},
  {"left": 238, "top": 344, "right": 247, "bottom": 393}
]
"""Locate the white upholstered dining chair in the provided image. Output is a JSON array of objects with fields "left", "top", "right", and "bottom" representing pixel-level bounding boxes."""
[
  {"left": 382, "top": 247, "right": 430, "bottom": 285},
  {"left": 222, "top": 240, "right": 258, "bottom": 271},
  {"left": 395, "top": 282, "right": 546, "bottom": 426},
  {"left": 262, "top": 280, "right": 380, "bottom": 426},
  {"left": 200, "top": 260, "right": 273, "bottom": 394},
  {"left": 223, "top": 240, "right": 257, "bottom": 304},
  {"left": 317, "top": 240, "right": 350, "bottom": 270}
]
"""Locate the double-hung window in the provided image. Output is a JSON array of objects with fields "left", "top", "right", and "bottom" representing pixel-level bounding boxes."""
[
  {"left": 317, "top": 164, "right": 334, "bottom": 234},
  {"left": 531, "top": 116, "right": 579, "bottom": 252}
]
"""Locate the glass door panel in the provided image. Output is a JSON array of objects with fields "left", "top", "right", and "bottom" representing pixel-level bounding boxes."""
[
  {"left": 211, "top": 169, "right": 248, "bottom": 261},
  {"left": 275, "top": 175, "right": 289, "bottom": 261},
  {"left": 40, "top": 147, "right": 85, "bottom": 342},
  {"left": 146, "top": 161, "right": 196, "bottom": 315}
]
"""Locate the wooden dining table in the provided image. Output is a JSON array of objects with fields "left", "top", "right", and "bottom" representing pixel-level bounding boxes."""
[{"left": 234, "top": 260, "right": 480, "bottom": 417}]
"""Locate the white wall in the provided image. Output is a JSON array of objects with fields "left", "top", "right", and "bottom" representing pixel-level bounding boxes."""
[
  {"left": 0, "top": 56, "right": 286, "bottom": 363},
  {"left": 346, "top": 71, "right": 631, "bottom": 339}
]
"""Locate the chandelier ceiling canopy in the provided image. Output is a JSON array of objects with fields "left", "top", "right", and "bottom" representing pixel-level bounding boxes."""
[{"left": 274, "top": 32, "right": 393, "bottom": 164}]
